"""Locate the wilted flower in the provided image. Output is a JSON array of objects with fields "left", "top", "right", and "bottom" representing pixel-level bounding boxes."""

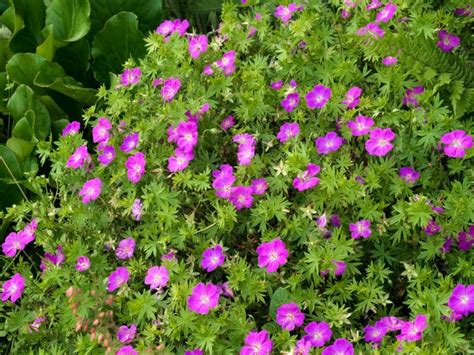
[
  {"left": 40, "top": 245, "right": 65, "bottom": 271},
  {"left": 403, "top": 86, "right": 424, "bottom": 107}
]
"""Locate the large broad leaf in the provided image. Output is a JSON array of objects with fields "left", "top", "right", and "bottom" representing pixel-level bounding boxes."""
[
  {"left": 90, "top": 0, "right": 163, "bottom": 34},
  {"left": 0, "top": 181, "right": 23, "bottom": 210},
  {"left": 36, "top": 25, "right": 56, "bottom": 61},
  {"left": 45, "top": 0, "right": 91, "bottom": 43},
  {"left": 10, "top": 0, "right": 46, "bottom": 41},
  {"left": 0, "top": 7, "right": 21, "bottom": 33},
  {"left": 0, "top": 38, "right": 12, "bottom": 71},
  {"left": 6, "top": 53, "right": 57, "bottom": 91},
  {"left": 12, "top": 116, "right": 33, "bottom": 141},
  {"left": 54, "top": 39, "right": 90, "bottom": 81},
  {"left": 6, "top": 137, "right": 35, "bottom": 161},
  {"left": 6, "top": 84, "right": 35, "bottom": 120},
  {"left": 91, "top": 12, "right": 145, "bottom": 85},
  {"left": 0, "top": 144, "right": 22, "bottom": 178},
  {"left": 38, "top": 95, "right": 68, "bottom": 121}
]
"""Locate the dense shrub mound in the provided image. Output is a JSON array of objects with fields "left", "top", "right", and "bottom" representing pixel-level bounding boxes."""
[{"left": 1, "top": 1, "right": 473, "bottom": 354}]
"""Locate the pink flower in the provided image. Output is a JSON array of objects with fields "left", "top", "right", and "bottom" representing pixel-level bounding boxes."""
[
  {"left": 201, "top": 245, "right": 225, "bottom": 272},
  {"left": 237, "top": 142, "right": 256, "bottom": 166},
  {"left": 423, "top": 219, "right": 440, "bottom": 236},
  {"left": 79, "top": 178, "right": 102, "bottom": 204},
  {"left": 399, "top": 167, "right": 420, "bottom": 184},
  {"left": 189, "top": 35, "right": 208, "bottom": 59},
  {"left": 356, "top": 23, "right": 384, "bottom": 40},
  {"left": 97, "top": 145, "right": 116, "bottom": 166},
  {"left": 305, "top": 85, "right": 331, "bottom": 109},
  {"left": 251, "top": 178, "right": 268, "bottom": 195},
  {"left": 365, "top": 128, "right": 396, "bottom": 156},
  {"left": 1, "top": 273, "right": 25, "bottom": 303},
  {"left": 403, "top": 86, "right": 424, "bottom": 106},
  {"left": 396, "top": 314, "right": 428, "bottom": 342},
  {"left": 2, "top": 232, "right": 26, "bottom": 257},
  {"left": 458, "top": 227, "right": 474, "bottom": 251},
  {"left": 132, "top": 198, "right": 143, "bottom": 221},
  {"left": 322, "top": 338, "right": 354, "bottom": 355},
  {"left": 62, "top": 121, "right": 80, "bottom": 136},
  {"left": 448, "top": 284, "right": 474, "bottom": 317},
  {"left": 240, "top": 330, "right": 273, "bottom": 355},
  {"left": 173, "top": 19, "right": 190, "bottom": 36},
  {"left": 176, "top": 121, "right": 198, "bottom": 152},
  {"left": 28, "top": 317, "right": 45, "bottom": 333},
  {"left": 293, "top": 163, "right": 321, "bottom": 191},
  {"left": 221, "top": 115, "right": 235, "bottom": 130},
  {"left": 66, "top": 145, "right": 90, "bottom": 169},
  {"left": 125, "top": 152, "right": 146, "bottom": 184},
  {"left": 75, "top": 256, "right": 90, "bottom": 272},
  {"left": 277, "top": 122, "right": 300, "bottom": 143},
  {"left": 120, "top": 132, "right": 139, "bottom": 153},
  {"left": 216, "top": 50, "right": 236, "bottom": 76},
  {"left": 341, "top": 9, "right": 351, "bottom": 19},
  {"left": 315, "top": 132, "right": 344, "bottom": 154},
  {"left": 155, "top": 19, "right": 189, "bottom": 37},
  {"left": 156, "top": 20, "right": 175, "bottom": 36},
  {"left": 203, "top": 65, "right": 214, "bottom": 76},
  {"left": 276, "top": 302, "right": 305, "bottom": 331},
  {"left": 229, "top": 186, "right": 254, "bottom": 210},
  {"left": 382, "top": 56, "right": 398, "bottom": 66},
  {"left": 212, "top": 165, "right": 236, "bottom": 199},
  {"left": 161, "top": 77, "right": 182, "bottom": 102},
  {"left": 274, "top": 3, "right": 298, "bottom": 22},
  {"left": 116, "top": 345, "right": 137, "bottom": 355},
  {"left": 437, "top": 30, "right": 461, "bottom": 52},
  {"left": 18, "top": 219, "right": 37, "bottom": 245},
  {"left": 375, "top": 2, "right": 397, "bottom": 23},
  {"left": 185, "top": 350, "right": 203, "bottom": 355},
  {"left": 366, "top": 0, "right": 382, "bottom": 10},
  {"left": 349, "top": 220, "right": 371, "bottom": 239},
  {"left": 364, "top": 321, "right": 388, "bottom": 343},
  {"left": 120, "top": 68, "right": 141, "bottom": 86},
  {"left": 145, "top": 266, "right": 169, "bottom": 289},
  {"left": 281, "top": 92, "right": 300, "bottom": 112},
  {"left": 333, "top": 260, "right": 346, "bottom": 276},
  {"left": 117, "top": 324, "right": 137, "bottom": 343},
  {"left": 40, "top": 245, "right": 65, "bottom": 271},
  {"left": 347, "top": 115, "right": 374, "bottom": 136},
  {"left": 92, "top": 117, "right": 112, "bottom": 144},
  {"left": 168, "top": 149, "right": 194, "bottom": 172},
  {"left": 304, "top": 321, "right": 332, "bottom": 347},
  {"left": 107, "top": 266, "right": 130, "bottom": 292},
  {"left": 440, "top": 130, "right": 472, "bottom": 158},
  {"left": 271, "top": 80, "right": 283, "bottom": 90},
  {"left": 115, "top": 238, "right": 136, "bottom": 260},
  {"left": 256, "top": 238, "right": 288, "bottom": 273},
  {"left": 187, "top": 282, "right": 221, "bottom": 314},
  {"left": 342, "top": 86, "right": 362, "bottom": 109}
]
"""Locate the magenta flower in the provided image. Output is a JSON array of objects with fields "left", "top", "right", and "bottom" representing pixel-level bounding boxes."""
[
  {"left": 125, "top": 152, "right": 146, "bottom": 184},
  {"left": 256, "top": 238, "right": 288, "bottom": 273},
  {"left": 333, "top": 260, "right": 347, "bottom": 276},
  {"left": 176, "top": 121, "right": 198, "bottom": 152},
  {"left": 145, "top": 266, "right": 169, "bottom": 289},
  {"left": 342, "top": 86, "right": 362, "bottom": 109},
  {"left": 396, "top": 314, "right": 428, "bottom": 342},
  {"left": 132, "top": 198, "right": 143, "bottom": 221},
  {"left": 173, "top": 19, "right": 190, "bottom": 36},
  {"left": 212, "top": 165, "right": 236, "bottom": 199},
  {"left": 216, "top": 50, "right": 236, "bottom": 76},
  {"left": 120, "top": 68, "right": 141, "bottom": 87},
  {"left": 116, "top": 345, "right": 137, "bottom": 355},
  {"left": 356, "top": 23, "right": 384, "bottom": 40},
  {"left": 185, "top": 350, "right": 203, "bottom": 355},
  {"left": 240, "top": 330, "right": 273, "bottom": 355},
  {"left": 161, "top": 77, "right": 182, "bottom": 102},
  {"left": 221, "top": 115, "right": 235, "bottom": 130},
  {"left": 347, "top": 115, "right": 374, "bottom": 136},
  {"left": 367, "top": 0, "right": 382, "bottom": 10},
  {"left": 120, "top": 132, "right": 139, "bottom": 153},
  {"left": 437, "top": 30, "right": 461, "bottom": 52},
  {"left": 28, "top": 316, "right": 45, "bottom": 333},
  {"left": 237, "top": 142, "right": 256, "bottom": 166},
  {"left": 448, "top": 284, "right": 474, "bottom": 317},
  {"left": 423, "top": 219, "right": 441, "bottom": 236},
  {"left": 315, "top": 132, "right": 344, "bottom": 154},
  {"left": 79, "top": 178, "right": 102, "bottom": 204},
  {"left": 18, "top": 219, "right": 37, "bottom": 245},
  {"left": 203, "top": 65, "right": 214, "bottom": 76},
  {"left": 92, "top": 117, "right": 112, "bottom": 143},
  {"left": 117, "top": 324, "right": 137, "bottom": 343},
  {"left": 40, "top": 245, "right": 65, "bottom": 271},
  {"left": 399, "top": 167, "right": 420, "bottom": 184},
  {"left": 1, "top": 273, "right": 25, "bottom": 303},
  {"left": 115, "top": 238, "right": 136, "bottom": 260},
  {"left": 293, "top": 163, "right": 321, "bottom": 191},
  {"left": 251, "top": 178, "right": 268, "bottom": 195},
  {"left": 304, "top": 321, "right": 332, "bottom": 347},
  {"left": 75, "top": 256, "right": 90, "bottom": 272},
  {"left": 156, "top": 20, "right": 175, "bottom": 36},
  {"left": 62, "top": 121, "right": 80, "bottom": 136},
  {"left": 295, "top": 337, "right": 312, "bottom": 355},
  {"left": 97, "top": 145, "right": 116, "bottom": 166},
  {"left": 341, "top": 9, "right": 351, "bottom": 19},
  {"left": 382, "top": 56, "right": 398, "bottom": 66},
  {"left": 305, "top": 85, "right": 331, "bottom": 109},
  {"left": 364, "top": 321, "right": 388, "bottom": 343},
  {"left": 66, "top": 146, "right": 90, "bottom": 169},
  {"left": 187, "top": 282, "right": 221, "bottom": 314},
  {"left": 276, "top": 302, "right": 305, "bottom": 331},
  {"left": 379, "top": 316, "right": 403, "bottom": 331},
  {"left": 229, "top": 186, "right": 254, "bottom": 210},
  {"left": 281, "top": 92, "right": 300, "bottom": 112},
  {"left": 403, "top": 86, "right": 424, "bottom": 107},
  {"left": 274, "top": 3, "right": 298, "bottom": 22},
  {"left": 375, "top": 2, "right": 397, "bottom": 23},
  {"left": 168, "top": 149, "right": 194, "bottom": 172},
  {"left": 365, "top": 128, "right": 396, "bottom": 156},
  {"left": 201, "top": 245, "right": 225, "bottom": 272},
  {"left": 2, "top": 232, "right": 26, "bottom": 257},
  {"left": 458, "top": 227, "right": 474, "bottom": 251},
  {"left": 321, "top": 338, "right": 354, "bottom": 355},
  {"left": 440, "top": 237, "right": 453, "bottom": 253},
  {"left": 277, "top": 122, "right": 300, "bottom": 143},
  {"left": 189, "top": 35, "right": 208, "bottom": 59},
  {"left": 107, "top": 266, "right": 130, "bottom": 292},
  {"left": 271, "top": 80, "right": 283, "bottom": 90},
  {"left": 349, "top": 220, "right": 371, "bottom": 239},
  {"left": 440, "top": 130, "right": 473, "bottom": 158}
]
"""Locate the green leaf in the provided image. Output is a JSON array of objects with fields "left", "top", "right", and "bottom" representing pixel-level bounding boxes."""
[
  {"left": 6, "top": 136, "right": 35, "bottom": 161},
  {"left": 10, "top": 0, "right": 46, "bottom": 41},
  {"left": 269, "top": 287, "right": 290, "bottom": 319},
  {"left": 12, "top": 116, "right": 33, "bottom": 141},
  {"left": 6, "top": 53, "right": 56, "bottom": 91},
  {"left": 54, "top": 39, "right": 90, "bottom": 81},
  {"left": 0, "top": 38, "right": 12, "bottom": 72},
  {"left": 45, "top": 0, "right": 91, "bottom": 43},
  {"left": 91, "top": 11, "right": 145, "bottom": 85},
  {"left": 126, "top": 291, "right": 158, "bottom": 325},
  {"left": 0, "top": 72, "right": 10, "bottom": 114},
  {"left": 6, "top": 84, "right": 35, "bottom": 121},
  {"left": 0, "top": 144, "right": 22, "bottom": 178},
  {"left": 0, "top": 180, "right": 23, "bottom": 209},
  {"left": 36, "top": 25, "right": 56, "bottom": 61}
]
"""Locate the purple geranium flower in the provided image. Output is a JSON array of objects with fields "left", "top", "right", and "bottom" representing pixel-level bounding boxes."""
[
  {"left": 201, "top": 245, "right": 225, "bottom": 272},
  {"left": 333, "top": 260, "right": 346, "bottom": 276},
  {"left": 276, "top": 302, "right": 305, "bottom": 331},
  {"left": 97, "top": 145, "right": 116, "bottom": 166},
  {"left": 382, "top": 56, "right": 398, "bottom": 66},
  {"left": 75, "top": 256, "right": 90, "bottom": 272},
  {"left": 185, "top": 350, "right": 203, "bottom": 355},
  {"left": 256, "top": 238, "right": 288, "bottom": 273},
  {"left": 271, "top": 80, "right": 283, "bottom": 90},
  {"left": 274, "top": 3, "right": 298, "bottom": 22},
  {"left": 120, "top": 68, "right": 141, "bottom": 87},
  {"left": 276, "top": 122, "right": 300, "bottom": 143},
  {"left": 448, "top": 284, "right": 474, "bottom": 317},
  {"left": 293, "top": 163, "right": 321, "bottom": 191},
  {"left": 251, "top": 178, "right": 268, "bottom": 195},
  {"left": 132, "top": 198, "right": 143, "bottom": 221},
  {"left": 304, "top": 321, "right": 332, "bottom": 347},
  {"left": 240, "top": 330, "right": 273, "bottom": 355},
  {"left": 62, "top": 121, "right": 80, "bottom": 136},
  {"left": 187, "top": 282, "right": 221, "bottom": 314},
  {"left": 189, "top": 35, "right": 208, "bottom": 59},
  {"left": 356, "top": 23, "right": 384, "bottom": 40},
  {"left": 364, "top": 321, "right": 388, "bottom": 343},
  {"left": 403, "top": 86, "right": 424, "bottom": 107},
  {"left": 145, "top": 266, "right": 169, "bottom": 289},
  {"left": 120, "top": 132, "right": 139, "bottom": 153},
  {"left": 168, "top": 148, "right": 194, "bottom": 172},
  {"left": 342, "top": 86, "right": 362, "bottom": 109},
  {"left": 440, "top": 130, "right": 472, "bottom": 158},
  {"left": 176, "top": 121, "right": 198, "bottom": 153},
  {"left": 161, "top": 77, "right": 182, "bottom": 102},
  {"left": 116, "top": 345, "right": 137, "bottom": 355},
  {"left": 349, "top": 220, "right": 371, "bottom": 239},
  {"left": 315, "top": 132, "right": 344, "bottom": 154},
  {"left": 281, "top": 92, "right": 300, "bottom": 112},
  {"left": 305, "top": 85, "right": 331, "bottom": 109},
  {"left": 1, "top": 273, "right": 25, "bottom": 303},
  {"left": 375, "top": 2, "right": 397, "bottom": 23},
  {"left": 365, "top": 128, "right": 396, "bottom": 156},
  {"left": 2, "top": 232, "right": 26, "bottom": 257},
  {"left": 79, "top": 178, "right": 102, "bottom": 204},
  {"left": 399, "top": 167, "right": 420, "bottom": 184},
  {"left": 107, "top": 266, "right": 130, "bottom": 292},
  {"left": 437, "top": 30, "right": 461, "bottom": 52},
  {"left": 115, "top": 238, "right": 136, "bottom": 260},
  {"left": 396, "top": 314, "right": 428, "bottom": 342},
  {"left": 229, "top": 186, "right": 254, "bottom": 210},
  {"left": 347, "top": 115, "right": 374, "bottom": 136},
  {"left": 66, "top": 146, "right": 90, "bottom": 169},
  {"left": 322, "top": 338, "right": 354, "bottom": 355},
  {"left": 40, "top": 245, "right": 65, "bottom": 271},
  {"left": 221, "top": 115, "right": 235, "bottom": 130},
  {"left": 125, "top": 152, "right": 146, "bottom": 184},
  {"left": 92, "top": 117, "right": 112, "bottom": 144},
  {"left": 458, "top": 227, "right": 474, "bottom": 251},
  {"left": 216, "top": 50, "right": 236, "bottom": 76},
  {"left": 423, "top": 219, "right": 441, "bottom": 236},
  {"left": 117, "top": 324, "right": 137, "bottom": 343}
]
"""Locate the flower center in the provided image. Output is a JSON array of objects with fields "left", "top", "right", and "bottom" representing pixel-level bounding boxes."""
[
  {"left": 200, "top": 295, "right": 210, "bottom": 305},
  {"left": 269, "top": 251, "right": 279, "bottom": 261}
]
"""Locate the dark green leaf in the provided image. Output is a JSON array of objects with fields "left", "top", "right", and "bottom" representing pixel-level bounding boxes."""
[
  {"left": 269, "top": 287, "right": 290, "bottom": 319},
  {"left": 45, "top": 0, "right": 91, "bottom": 43},
  {"left": 0, "top": 144, "right": 22, "bottom": 178},
  {"left": 12, "top": 116, "right": 33, "bottom": 141},
  {"left": 36, "top": 25, "right": 56, "bottom": 61},
  {"left": 6, "top": 136, "right": 35, "bottom": 161}
]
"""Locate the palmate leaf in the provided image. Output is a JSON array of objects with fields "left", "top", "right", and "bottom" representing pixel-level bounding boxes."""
[{"left": 126, "top": 291, "right": 159, "bottom": 325}]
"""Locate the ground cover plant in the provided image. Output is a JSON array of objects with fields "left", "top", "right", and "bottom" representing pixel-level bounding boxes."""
[{"left": 1, "top": 0, "right": 473, "bottom": 354}]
